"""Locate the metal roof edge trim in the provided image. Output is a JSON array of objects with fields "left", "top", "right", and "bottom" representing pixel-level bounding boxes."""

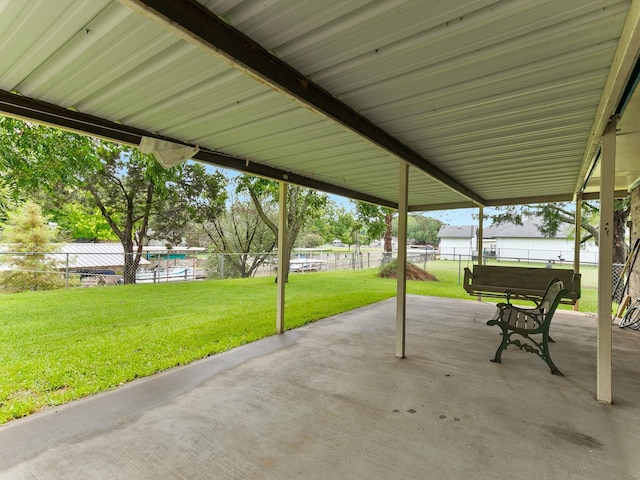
[
  {"left": 0, "top": 89, "right": 397, "bottom": 209},
  {"left": 414, "top": 194, "right": 588, "bottom": 212},
  {"left": 122, "top": 0, "right": 486, "bottom": 206},
  {"left": 575, "top": 0, "right": 640, "bottom": 197}
]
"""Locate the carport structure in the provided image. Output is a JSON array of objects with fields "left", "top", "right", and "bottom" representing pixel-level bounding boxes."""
[{"left": 2, "top": 0, "right": 640, "bottom": 405}]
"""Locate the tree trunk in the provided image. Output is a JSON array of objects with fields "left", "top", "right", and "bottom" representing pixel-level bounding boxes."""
[
  {"left": 613, "top": 206, "right": 629, "bottom": 265},
  {"left": 383, "top": 212, "right": 394, "bottom": 262}
]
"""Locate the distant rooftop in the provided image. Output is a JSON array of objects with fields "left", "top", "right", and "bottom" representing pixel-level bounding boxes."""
[{"left": 438, "top": 218, "right": 572, "bottom": 239}]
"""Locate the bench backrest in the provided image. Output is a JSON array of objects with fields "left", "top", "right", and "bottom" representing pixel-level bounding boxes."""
[
  {"left": 464, "top": 264, "right": 580, "bottom": 302},
  {"left": 540, "top": 278, "right": 565, "bottom": 314}
]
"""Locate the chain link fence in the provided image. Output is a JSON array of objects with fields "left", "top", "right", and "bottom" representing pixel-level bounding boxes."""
[
  {"left": 1, "top": 248, "right": 421, "bottom": 292},
  {"left": 0, "top": 249, "right": 203, "bottom": 292},
  {"left": 0, "top": 245, "right": 611, "bottom": 298}
]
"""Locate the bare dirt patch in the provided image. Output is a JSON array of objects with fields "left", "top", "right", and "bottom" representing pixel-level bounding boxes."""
[{"left": 378, "top": 260, "right": 438, "bottom": 281}]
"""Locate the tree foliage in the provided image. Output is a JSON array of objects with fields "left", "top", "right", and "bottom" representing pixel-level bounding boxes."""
[
  {"left": 237, "top": 175, "right": 327, "bottom": 282},
  {"left": 150, "top": 162, "right": 227, "bottom": 247},
  {"left": 354, "top": 203, "right": 394, "bottom": 252},
  {"left": 0, "top": 117, "right": 227, "bottom": 283},
  {"left": 0, "top": 201, "right": 64, "bottom": 293},
  {"left": 54, "top": 201, "right": 118, "bottom": 242},
  {"left": 300, "top": 201, "right": 355, "bottom": 246},
  {"left": 202, "top": 197, "right": 276, "bottom": 278},
  {"left": 394, "top": 214, "right": 443, "bottom": 246}
]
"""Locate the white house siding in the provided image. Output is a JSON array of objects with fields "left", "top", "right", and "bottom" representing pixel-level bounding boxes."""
[
  {"left": 496, "top": 238, "right": 599, "bottom": 264},
  {"left": 440, "top": 237, "right": 477, "bottom": 260},
  {"left": 496, "top": 238, "right": 573, "bottom": 262},
  {"left": 438, "top": 220, "right": 600, "bottom": 264}
]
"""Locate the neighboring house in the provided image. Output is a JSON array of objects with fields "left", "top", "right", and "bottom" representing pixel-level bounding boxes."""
[
  {"left": 438, "top": 220, "right": 599, "bottom": 263},
  {"left": 437, "top": 226, "right": 477, "bottom": 260}
]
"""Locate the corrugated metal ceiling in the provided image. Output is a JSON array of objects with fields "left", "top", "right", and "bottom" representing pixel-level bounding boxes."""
[{"left": 1, "top": 0, "right": 639, "bottom": 210}]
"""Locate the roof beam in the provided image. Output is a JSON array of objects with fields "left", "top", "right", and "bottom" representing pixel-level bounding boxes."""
[
  {"left": 408, "top": 189, "right": 630, "bottom": 212},
  {"left": 409, "top": 201, "right": 477, "bottom": 212},
  {"left": 581, "top": 190, "right": 629, "bottom": 201},
  {"left": 483, "top": 194, "right": 574, "bottom": 206},
  {"left": 0, "top": 90, "right": 397, "bottom": 209},
  {"left": 123, "top": 0, "right": 485, "bottom": 206}
]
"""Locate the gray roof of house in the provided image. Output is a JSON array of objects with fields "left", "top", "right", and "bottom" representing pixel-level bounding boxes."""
[
  {"left": 438, "top": 225, "right": 477, "bottom": 238},
  {"left": 438, "top": 219, "right": 572, "bottom": 239}
]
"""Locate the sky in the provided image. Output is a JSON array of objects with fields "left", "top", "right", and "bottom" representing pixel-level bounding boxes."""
[
  {"left": 422, "top": 208, "right": 478, "bottom": 226},
  {"left": 330, "top": 193, "right": 482, "bottom": 226}
]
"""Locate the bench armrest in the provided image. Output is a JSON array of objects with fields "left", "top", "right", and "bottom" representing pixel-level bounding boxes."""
[
  {"left": 463, "top": 267, "right": 474, "bottom": 289},
  {"left": 504, "top": 290, "right": 540, "bottom": 306}
]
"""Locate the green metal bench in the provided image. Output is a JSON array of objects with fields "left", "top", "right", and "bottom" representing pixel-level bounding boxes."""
[
  {"left": 463, "top": 265, "right": 580, "bottom": 305},
  {"left": 486, "top": 278, "right": 568, "bottom": 376}
]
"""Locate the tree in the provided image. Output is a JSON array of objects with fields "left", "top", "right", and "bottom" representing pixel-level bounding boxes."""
[
  {"left": 0, "top": 180, "right": 16, "bottom": 225},
  {"left": 354, "top": 203, "right": 394, "bottom": 253},
  {"left": 52, "top": 201, "right": 119, "bottom": 242},
  {"left": 393, "top": 214, "right": 443, "bottom": 246},
  {"left": 202, "top": 198, "right": 276, "bottom": 278},
  {"left": 150, "top": 163, "right": 227, "bottom": 247},
  {"left": 301, "top": 201, "right": 339, "bottom": 245},
  {"left": 0, "top": 117, "right": 227, "bottom": 283},
  {"left": 297, "top": 232, "right": 325, "bottom": 248},
  {"left": 82, "top": 144, "right": 173, "bottom": 282},
  {"left": 330, "top": 207, "right": 358, "bottom": 248},
  {"left": 237, "top": 175, "right": 327, "bottom": 282},
  {"left": 486, "top": 201, "right": 630, "bottom": 264},
  {"left": 0, "top": 201, "right": 65, "bottom": 293}
]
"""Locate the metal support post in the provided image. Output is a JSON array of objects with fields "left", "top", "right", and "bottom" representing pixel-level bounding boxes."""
[
  {"left": 477, "top": 206, "right": 484, "bottom": 301},
  {"left": 396, "top": 163, "right": 409, "bottom": 358},
  {"left": 597, "top": 117, "right": 616, "bottom": 404},
  {"left": 276, "top": 182, "right": 287, "bottom": 334}
]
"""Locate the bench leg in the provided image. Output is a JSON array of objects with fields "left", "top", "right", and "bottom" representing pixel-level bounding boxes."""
[
  {"left": 541, "top": 333, "right": 564, "bottom": 376},
  {"left": 490, "top": 330, "right": 510, "bottom": 364}
]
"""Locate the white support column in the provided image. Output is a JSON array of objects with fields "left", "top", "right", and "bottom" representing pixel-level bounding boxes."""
[
  {"left": 573, "top": 195, "right": 582, "bottom": 312},
  {"left": 276, "top": 182, "right": 287, "bottom": 334},
  {"left": 477, "top": 206, "right": 484, "bottom": 266},
  {"left": 597, "top": 118, "right": 616, "bottom": 404},
  {"left": 396, "top": 163, "right": 409, "bottom": 358},
  {"left": 477, "top": 206, "right": 484, "bottom": 302}
]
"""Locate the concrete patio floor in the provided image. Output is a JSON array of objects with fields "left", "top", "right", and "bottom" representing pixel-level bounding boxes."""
[{"left": 1, "top": 295, "right": 640, "bottom": 479}]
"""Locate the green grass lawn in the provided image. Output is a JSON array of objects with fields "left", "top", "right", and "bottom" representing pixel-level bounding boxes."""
[{"left": 0, "top": 264, "right": 598, "bottom": 423}]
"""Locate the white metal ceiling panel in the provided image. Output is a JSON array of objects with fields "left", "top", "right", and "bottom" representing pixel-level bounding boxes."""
[
  {"left": 0, "top": 0, "right": 638, "bottom": 211},
  {"left": 201, "top": 0, "right": 633, "bottom": 205}
]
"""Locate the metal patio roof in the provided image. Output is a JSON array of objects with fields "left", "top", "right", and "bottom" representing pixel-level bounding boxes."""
[{"left": 1, "top": 0, "right": 640, "bottom": 210}]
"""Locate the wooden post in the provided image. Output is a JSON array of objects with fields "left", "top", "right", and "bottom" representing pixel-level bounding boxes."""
[
  {"left": 597, "top": 117, "right": 616, "bottom": 404},
  {"left": 396, "top": 163, "right": 409, "bottom": 358},
  {"left": 276, "top": 182, "right": 287, "bottom": 334}
]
